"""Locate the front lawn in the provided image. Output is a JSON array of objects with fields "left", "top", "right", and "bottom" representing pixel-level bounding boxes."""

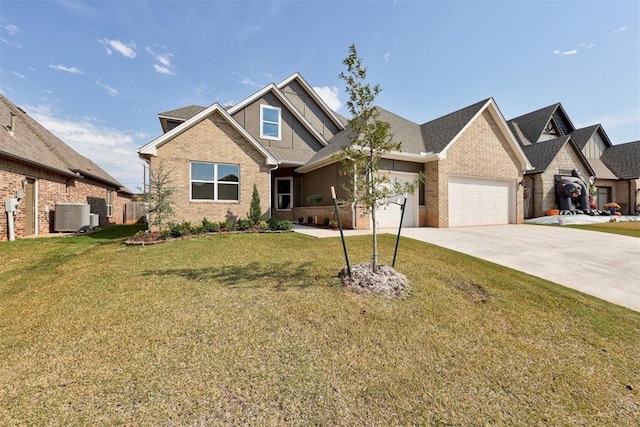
[
  {"left": 566, "top": 220, "right": 640, "bottom": 238},
  {"left": 1, "top": 225, "right": 638, "bottom": 425}
]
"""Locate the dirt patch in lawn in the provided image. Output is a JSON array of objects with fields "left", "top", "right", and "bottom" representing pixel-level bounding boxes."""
[{"left": 339, "top": 262, "right": 410, "bottom": 298}]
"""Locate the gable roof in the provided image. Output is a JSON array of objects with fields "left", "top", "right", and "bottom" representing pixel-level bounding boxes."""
[
  {"left": 420, "top": 98, "right": 490, "bottom": 153},
  {"left": 158, "top": 105, "right": 207, "bottom": 121},
  {"left": 570, "top": 124, "right": 613, "bottom": 151},
  {"left": 508, "top": 103, "right": 575, "bottom": 145},
  {"left": 601, "top": 141, "right": 640, "bottom": 179},
  {"left": 297, "top": 98, "right": 532, "bottom": 173},
  {"left": 277, "top": 72, "right": 346, "bottom": 131},
  {"left": 0, "top": 94, "right": 128, "bottom": 191},
  {"left": 227, "top": 82, "right": 330, "bottom": 147},
  {"left": 521, "top": 135, "right": 594, "bottom": 176},
  {"left": 138, "top": 102, "right": 278, "bottom": 166}
]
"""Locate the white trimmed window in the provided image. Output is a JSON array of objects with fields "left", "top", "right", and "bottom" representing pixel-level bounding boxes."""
[
  {"left": 106, "top": 190, "right": 113, "bottom": 217},
  {"left": 275, "top": 177, "right": 292, "bottom": 210},
  {"left": 191, "top": 162, "right": 240, "bottom": 201},
  {"left": 260, "top": 105, "right": 281, "bottom": 140}
]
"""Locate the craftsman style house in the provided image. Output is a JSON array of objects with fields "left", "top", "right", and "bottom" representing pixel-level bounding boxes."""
[
  {"left": 507, "top": 103, "right": 639, "bottom": 217},
  {"left": 1, "top": 94, "right": 132, "bottom": 241},
  {"left": 138, "top": 73, "right": 532, "bottom": 229}
]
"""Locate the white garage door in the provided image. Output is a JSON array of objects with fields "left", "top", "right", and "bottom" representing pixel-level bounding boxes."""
[
  {"left": 375, "top": 173, "right": 417, "bottom": 228},
  {"left": 448, "top": 176, "right": 511, "bottom": 227}
]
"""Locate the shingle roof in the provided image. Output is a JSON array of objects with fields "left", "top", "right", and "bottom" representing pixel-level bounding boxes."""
[
  {"left": 420, "top": 98, "right": 490, "bottom": 153},
  {"left": 0, "top": 94, "right": 127, "bottom": 191},
  {"left": 508, "top": 103, "right": 560, "bottom": 145},
  {"left": 158, "top": 105, "right": 207, "bottom": 120},
  {"left": 570, "top": 124, "right": 600, "bottom": 151},
  {"left": 521, "top": 135, "right": 572, "bottom": 173},
  {"left": 264, "top": 147, "right": 317, "bottom": 165},
  {"left": 601, "top": 141, "right": 640, "bottom": 179}
]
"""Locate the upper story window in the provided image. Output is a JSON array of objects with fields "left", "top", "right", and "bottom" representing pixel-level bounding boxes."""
[
  {"left": 191, "top": 161, "right": 240, "bottom": 202},
  {"left": 260, "top": 105, "right": 281, "bottom": 140}
]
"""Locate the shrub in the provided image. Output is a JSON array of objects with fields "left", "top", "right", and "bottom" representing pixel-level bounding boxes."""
[
  {"left": 306, "top": 215, "right": 313, "bottom": 224},
  {"left": 258, "top": 220, "right": 269, "bottom": 231},
  {"left": 323, "top": 217, "right": 331, "bottom": 227},
  {"left": 298, "top": 217, "right": 304, "bottom": 224},
  {"left": 248, "top": 184, "right": 262, "bottom": 224},
  {"left": 159, "top": 229, "right": 171, "bottom": 240},
  {"left": 268, "top": 217, "right": 293, "bottom": 231},
  {"left": 307, "top": 194, "right": 323, "bottom": 206},
  {"left": 201, "top": 218, "right": 220, "bottom": 233},
  {"left": 169, "top": 221, "right": 194, "bottom": 238},
  {"left": 238, "top": 218, "right": 254, "bottom": 231}
]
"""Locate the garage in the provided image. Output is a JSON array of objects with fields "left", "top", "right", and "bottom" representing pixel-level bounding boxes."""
[
  {"left": 448, "top": 176, "right": 512, "bottom": 227},
  {"left": 375, "top": 172, "right": 418, "bottom": 228}
]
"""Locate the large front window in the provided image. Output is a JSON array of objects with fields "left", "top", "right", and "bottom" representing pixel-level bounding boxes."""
[
  {"left": 191, "top": 162, "right": 240, "bottom": 201},
  {"left": 260, "top": 105, "right": 281, "bottom": 140}
]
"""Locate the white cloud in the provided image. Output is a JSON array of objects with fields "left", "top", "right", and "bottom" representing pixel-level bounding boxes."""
[
  {"left": 383, "top": 51, "right": 391, "bottom": 62},
  {"left": 25, "top": 103, "right": 146, "bottom": 190},
  {"left": 1, "top": 38, "right": 22, "bottom": 48},
  {"left": 614, "top": 26, "right": 626, "bottom": 33},
  {"left": 12, "top": 71, "right": 26, "bottom": 79},
  {"left": 153, "top": 64, "right": 174, "bottom": 75},
  {"left": 553, "top": 49, "right": 578, "bottom": 56},
  {"left": 96, "top": 81, "right": 118, "bottom": 96},
  {"left": 240, "top": 77, "right": 260, "bottom": 87},
  {"left": 3, "top": 23, "right": 19, "bottom": 36},
  {"left": 313, "top": 86, "right": 342, "bottom": 111},
  {"left": 99, "top": 38, "right": 137, "bottom": 58},
  {"left": 146, "top": 47, "right": 175, "bottom": 75},
  {"left": 49, "top": 64, "right": 83, "bottom": 74}
]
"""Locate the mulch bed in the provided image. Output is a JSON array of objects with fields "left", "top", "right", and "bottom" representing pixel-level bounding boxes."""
[{"left": 339, "top": 262, "right": 410, "bottom": 298}]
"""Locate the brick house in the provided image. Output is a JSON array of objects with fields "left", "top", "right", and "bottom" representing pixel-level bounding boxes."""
[
  {"left": 139, "top": 73, "right": 533, "bottom": 229},
  {"left": 1, "top": 94, "right": 132, "bottom": 241},
  {"left": 508, "top": 103, "right": 640, "bottom": 217}
]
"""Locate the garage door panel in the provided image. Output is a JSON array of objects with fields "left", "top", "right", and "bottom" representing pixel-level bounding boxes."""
[{"left": 448, "top": 177, "right": 511, "bottom": 227}]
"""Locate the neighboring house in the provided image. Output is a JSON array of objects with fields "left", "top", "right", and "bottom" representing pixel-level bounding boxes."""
[
  {"left": 507, "top": 103, "right": 640, "bottom": 217},
  {"left": 138, "top": 73, "right": 532, "bottom": 229},
  {"left": 1, "top": 94, "right": 132, "bottom": 241}
]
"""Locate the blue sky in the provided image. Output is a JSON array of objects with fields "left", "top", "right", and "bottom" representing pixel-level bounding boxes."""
[{"left": 1, "top": 0, "right": 638, "bottom": 191}]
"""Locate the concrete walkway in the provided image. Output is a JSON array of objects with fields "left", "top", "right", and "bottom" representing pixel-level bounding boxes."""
[{"left": 293, "top": 224, "right": 640, "bottom": 312}]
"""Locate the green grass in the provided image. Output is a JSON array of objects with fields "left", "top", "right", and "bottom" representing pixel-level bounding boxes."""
[
  {"left": 1, "top": 225, "right": 638, "bottom": 425},
  {"left": 566, "top": 220, "right": 640, "bottom": 238}
]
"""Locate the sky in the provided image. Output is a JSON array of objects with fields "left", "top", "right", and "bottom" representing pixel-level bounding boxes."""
[{"left": 1, "top": 0, "right": 638, "bottom": 192}]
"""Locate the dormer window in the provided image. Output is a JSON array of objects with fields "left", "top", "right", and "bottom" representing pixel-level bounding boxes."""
[{"left": 260, "top": 105, "right": 281, "bottom": 140}]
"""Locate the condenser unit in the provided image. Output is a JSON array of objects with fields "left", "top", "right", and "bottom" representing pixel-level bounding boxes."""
[
  {"left": 89, "top": 213, "right": 99, "bottom": 229},
  {"left": 54, "top": 203, "right": 90, "bottom": 232}
]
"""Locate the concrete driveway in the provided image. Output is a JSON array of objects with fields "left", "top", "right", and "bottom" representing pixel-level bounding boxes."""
[
  {"left": 400, "top": 225, "right": 640, "bottom": 312},
  {"left": 293, "top": 224, "right": 640, "bottom": 312}
]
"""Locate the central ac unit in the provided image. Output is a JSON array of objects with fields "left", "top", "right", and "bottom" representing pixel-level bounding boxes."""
[{"left": 54, "top": 203, "right": 90, "bottom": 232}]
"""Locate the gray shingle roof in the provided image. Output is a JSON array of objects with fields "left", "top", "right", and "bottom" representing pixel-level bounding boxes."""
[
  {"left": 570, "top": 124, "right": 600, "bottom": 151},
  {"left": 0, "top": 94, "right": 127, "bottom": 190},
  {"left": 264, "top": 147, "right": 317, "bottom": 165},
  {"left": 521, "top": 135, "right": 572, "bottom": 173},
  {"left": 601, "top": 141, "right": 640, "bottom": 179},
  {"left": 508, "top": 103, "right": 559, "bottom": 145},
  {"left": 158, "top": 105, "right": 207, "bottom": 120},
  {"left": 420, "top": 98, "right": 490, "bottom": 153}
]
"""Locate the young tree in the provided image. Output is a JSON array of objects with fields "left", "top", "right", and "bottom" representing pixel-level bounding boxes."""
[
  {"left": 248, "top": 183, "right": 262, "bottom": 224},
  {"left": 144, "top": 162, "right": 176, "bottom": 231},
  {"left": 339, "top": 44, "right": 419, "bottom": 272}
]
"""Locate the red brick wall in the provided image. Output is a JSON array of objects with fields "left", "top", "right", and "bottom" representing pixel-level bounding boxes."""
[{"left": 1, "top": 157, "right": 130, "bottom": 241}]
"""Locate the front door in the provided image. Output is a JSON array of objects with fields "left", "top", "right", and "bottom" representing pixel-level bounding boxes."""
[
  {"left": 275, "top": 177, "right": 293, "bottom": 211},
  {"left": 596, "top": 187, "right": 611, "bottom": 210},
  {"left": 24, "top": 178, "right": 36, "bottom": 236}
]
